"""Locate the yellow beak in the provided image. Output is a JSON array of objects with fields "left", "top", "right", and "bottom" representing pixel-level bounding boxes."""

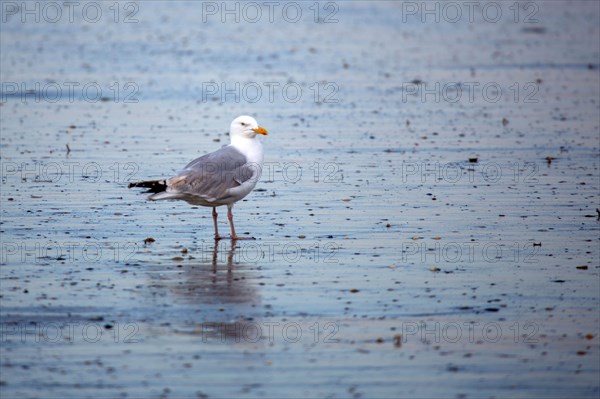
[{"left": 252, "top": 126, "right": 268, "bottom": 135}]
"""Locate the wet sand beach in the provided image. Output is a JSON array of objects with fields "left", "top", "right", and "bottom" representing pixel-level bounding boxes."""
[{"left": 1, "top": 1, "right": 599, "bottom": 398}]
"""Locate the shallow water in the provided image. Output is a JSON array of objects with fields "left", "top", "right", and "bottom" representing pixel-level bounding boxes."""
[{"left": 1, "top": 1, "right": 599, "bottom": 398}]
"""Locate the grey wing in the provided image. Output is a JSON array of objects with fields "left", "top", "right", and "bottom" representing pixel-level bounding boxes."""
[{"left": 167, "top": 145, "right": 258, "bottom": 201}]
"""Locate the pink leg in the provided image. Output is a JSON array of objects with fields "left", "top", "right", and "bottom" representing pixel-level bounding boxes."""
[
  {"left": 227, "top": 204, "right": 254, "bottom": 240},
  {"left": 212, "top": 207, "right": 222, "bottom": 240}
]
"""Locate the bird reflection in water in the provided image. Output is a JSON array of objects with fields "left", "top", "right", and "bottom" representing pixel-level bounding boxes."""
[
  {"left": 211, "top": 241, "right": 234, "bottom": 275},
  {"left": 155, "top": 241, "right": 264, "bottom": 344}
]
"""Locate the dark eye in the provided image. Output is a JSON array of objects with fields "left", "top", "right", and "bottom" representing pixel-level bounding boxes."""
[{"left": 240, "top": 122, "right": 246, "bottom": 126}]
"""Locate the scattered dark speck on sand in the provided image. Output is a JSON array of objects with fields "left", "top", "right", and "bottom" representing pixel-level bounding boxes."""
[
  {"left": 468, "top": 157, "right": 478, "bottom": 163},
  {"left": 144, "top": 237, "right": 156, "bottom": 244},
  {"left": 553, "top": 280, "right": 566, "bottom": 283},
  {"left": 522, "top": 26, "right": 547, "bottom": 34},
  {"left": 576, "top": 266, "right": 588, "bottom": 270},
  {"left": 502, "top": 118, "right": 509, "bottom": 126}
]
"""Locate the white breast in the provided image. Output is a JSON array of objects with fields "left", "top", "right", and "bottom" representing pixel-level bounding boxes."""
[
  {"left": 224, "top": 137, "right": 264, "bottom": 204},
  {"left": 231, "top": 136, "right": 264, "bottom": 166}
]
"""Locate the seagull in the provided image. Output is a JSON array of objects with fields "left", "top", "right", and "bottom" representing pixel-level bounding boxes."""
[{"left": 129, "top": 115, "right": 268, "bottom": 240}]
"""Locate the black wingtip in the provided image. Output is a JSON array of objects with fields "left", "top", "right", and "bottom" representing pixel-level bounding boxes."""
[{"left": 128, "top": 180, "right": 168, "bottom": 194}]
